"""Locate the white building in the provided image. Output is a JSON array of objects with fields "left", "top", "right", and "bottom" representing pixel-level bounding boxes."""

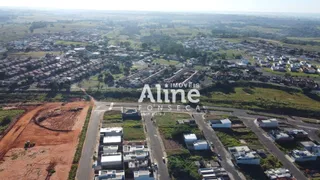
[
  {"left": 264, "top": 168, "right": 292, "bottom": 180},
  {"left": 96, "top": 170, "right": 125, "bottom": 180},
  {"left": 269, "top": 130, "right": 294, "bottom": 142},
  {"left": 228, "top": 146, "right": 260, "bottom": 165},
  {"left": 101, "top": 153, "right": 123, "bottom": 168},
  {"left": 290, "top": 150, "right": 317, "bottom": 162},
  {"left": 103, "top": 145, "right": 119, "bottom": 154},
  {"left": 100, "top": 127, "right": 123, "bottom": 136},
  {"left": 310, "top": 145, "right": 320, "bottom": 157},
  {"left": 193, "top": 140, "right": 209, "bottom": 150},
  {"left": 198, "top": 167, "right": 229, "bottom": 180},
  {"left": 210, "top": 119, "right": 232, "bottom": 128},
  {"left": 286, "top": 129, "right": 308, "bottom": 138},
  {"left": 103, "top": 136, "right": 122, "bottom": 145},
  {"left": 300, "top": 141, "right": 316, "bottom": 151},
  {"left": 257, "top": 118, "right": 278, "bottom": 128},
  {"left": 184, "top": 134, "right": 197, "bottom": 143}
]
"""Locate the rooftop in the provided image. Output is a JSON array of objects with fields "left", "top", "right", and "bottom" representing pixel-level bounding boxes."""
[
  {"left": 103, "top": 136, "right": 122, "bottom": 144},
  {"left": 100, "top": 127, "right": 123, "bottom": 134},
  {"left": 101, "top": 153, "right": 122, "bottom": 163},
  {"left": 184, "top": 134, "right": 197, "bottom": 140}
]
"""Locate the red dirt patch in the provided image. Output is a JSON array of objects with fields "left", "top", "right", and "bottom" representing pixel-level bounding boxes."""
[{"left": 0, "top": 102, "right": 90, "bottom": 180}]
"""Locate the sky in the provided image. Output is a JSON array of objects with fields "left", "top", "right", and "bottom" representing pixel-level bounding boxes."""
[{"left": 0, "top": 0, "right": 320, "bottom": 14}]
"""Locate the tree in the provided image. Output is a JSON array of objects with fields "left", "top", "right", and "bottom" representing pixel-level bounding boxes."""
[
  {"left": 0, "top": 116, "right": 11, "bottom": 126},
  {"left": 98, "top": 74, "right": 104, "bottom": 82},
  {"left": 104, "top": 72, "right": 114, "bottom": 85},
  {"left": 141, "top": 43, "right": 148, "bottom": 50}
]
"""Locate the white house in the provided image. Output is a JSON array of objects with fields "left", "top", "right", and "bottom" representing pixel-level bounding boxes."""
[
  {"left": 193, "top": 140, "right": 209, "bottom": 150},
  {"left": 300, "top": 141, "right": 316, "bottom": 151},
  {"left": 100, "top": 127, "right": 123, "bottom": 136},
  {"left": 257, "top": 118, "right": 278, "bottom": 128},
  {"left": 101, "top": 153, "right": 123, "bottom": 168},
  {"left": 97, "top": 170, "right": 124, "bottom": 180},
  {"left": 103, "top": 136, "right": 122, "bottom": 145},
  {"left": 184, "top": 134, "right": 198, "bottom": 143},
  {"left": 264, "top": 168, "right": 292, "bottom": 180},
  {"left": 228, "top": 146, "right": 260, "bottom": 165},
  {"left": 210, "top": 119, "right": 232, "bottom": 128},
  {"left": 290, "top": 150, "right": 317, "bottom": 162},
  {"left": 103, "top": 145, "right": 119, "bottom": 154},
  {"left": 310, "top": 145, "right": 320, "bottom": 157}
]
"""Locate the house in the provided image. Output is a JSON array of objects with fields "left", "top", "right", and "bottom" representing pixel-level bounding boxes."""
[
  {"left": 193, "top": 140, "right": 209, "bottom": 150},
  {"left": 198, "top": 167, "right": 229, "bottom": 180},
  {"left": 310, "top": 145, "right": 320, "bottom": 157},
  {"left": 257, "top": 118, "right": 278, "bottom": 128},
  {"left": 210, "top": 118, "right": 232, "bottom": 128},
  {"left": 100, "top": 127, "right": 123, "bottom": 136},
  {"left": 300, "top": 141, "right": 316, "bottom": 151},
  {"left": 290, "top": 150, "right": 317, "bottom": 162},
  {"left": 101, "top": 153, "right": 123, "bottom": 168},
  {"left": 228, "top": 146, "right": 260, "bottom": 165},
  {"left": 269, "top": 130, "right": 294, "bottom": 142},
  {"left": 184, "top": 134, "right": 198, "bottom": 143},
  {"left": 264, "top": 168, "right": 293, "bottom": 180},
  {"left": 286, "top": 129, "right": 308, "bottom": 139},
  {"left": 103, "top": 136, "right": 122, "bottom": 145},
  {"left": 103, "top": 145, "right": 119, "bottom": 154},
  {"left": 96, "top": 170, "right": 125, "bottom": 180},
  {"left": 122, "top": 109, "right": 141, "bottom": 120}
]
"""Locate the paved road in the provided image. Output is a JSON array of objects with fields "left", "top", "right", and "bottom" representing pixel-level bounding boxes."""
[
  {"left": 193, "top": 113, "right": 244, "bottom": 180},
  {"left": 241, "top": 117, "right": 307, "bottom": 180},
  {"left": 143, "top": 113, "right": 170, "bottom": 180},
  {"left": 77, "top": 106, "right": 105, "bottom": 180}
]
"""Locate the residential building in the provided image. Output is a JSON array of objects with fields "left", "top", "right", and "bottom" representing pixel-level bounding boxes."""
[
  {"left": 269, "top": 130, "right": 294, "bottom": 142},
  {"left": 210, "top": 118, "right": 232, "bottom": 128},
  {"left": 134, "top": 170, "right": 154, "bottom": 180},
  {"left": 198, "top": 167, "right": 229, "bottom": 180},
  {"left": 287, "top": 129, "right": 308, "bottom": 139},
  {"left": 310, "top": 145, "right": 320, "bottom": 157},
  {"left": 103, "top": 145, "right": 119, "bottom": 154},
  {"left": 100, "top": 127, "right": 123, "bottom": 136},
  {"left": 264, "top": 168, "right": 293, "bottom": 180},
  {"left": 228, "top": 146, "right": 260, "bottom": 165},
  {"left": 257, "top": 118, "right": 278, "bottom": 128},
  {"left": 122, "top": 109, "right": 141, "bottom": 120},
  {"left": 193, "top": 140, "right": 209, "bottom": 151},
  {"left": 290, "top": 150, "right": 317, "bottom": 162},
  {"left": 184, "top": 134, "right": 198, "bottom": 143},
  {"left": 103, "top": 136, "right": 122, "bottom": 145},
  {"left": 95, "top": 170, "right": 125, "bottom": 180},
  {"left": 101, "top": 153, "right": 123, "bottom": 168},
  {"left": 300, "top": 141, "right": 316, "bottom": 151}
]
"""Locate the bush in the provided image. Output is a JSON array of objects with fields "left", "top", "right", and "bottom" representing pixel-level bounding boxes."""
[{"left": 68, "top": 164, "right": 78, "bottom": 180}]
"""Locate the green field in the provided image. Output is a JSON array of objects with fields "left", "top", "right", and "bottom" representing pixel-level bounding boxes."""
[
  {"left": 287, "top": 37, "right": 320, "bottom": 43},
  {"left": 0, "top": 109, "right": 25, "bottom": 134},
  {"left": 202, "top": 87, "right": 320, "bottom": 112},
  {"left": 153, "top": 59, "right": 180, "bottom": 66},
  {"left": 123, "top": 120, "right": 145, "bottom": 141},
  {"left": 263, "top": 68, "right": 320, "bottom": 78}
]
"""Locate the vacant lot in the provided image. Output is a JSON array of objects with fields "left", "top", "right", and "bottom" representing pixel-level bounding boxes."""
[
  {"left": 102, "top": 111, "right": 145, "bottom": 141},
  {"left": 203, "top": 87, "right": 320, "bottom": 113},
  {"left": 155, "top": 112, "right": 201, "bottom": 155},
  {"left": 153, "top": 59, "right": 180, "bottom": 66},
  {"left": 0, "top": 102, "right": 89, "bottom": 180},
  {"left": 0, "top": 109, "right": 25, "bottom": 134}
]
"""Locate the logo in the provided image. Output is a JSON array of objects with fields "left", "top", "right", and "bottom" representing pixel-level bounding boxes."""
[{"left": 138, "top": 83, "right": 200, "bottom": 103}]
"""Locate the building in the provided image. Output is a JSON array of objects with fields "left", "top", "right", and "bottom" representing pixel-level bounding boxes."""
[
  {"left": 257, "top": 118, "right": 278, "bottom": 128},
  {"left": 100, "top": 127, "right": 123, "bottom": 136},
  {"left": 228, "top": 146, "right": 260, "bottom": 165},
  {"left": 122, "top": 109, "right": 141, "bottom": 120},
  {"left": 310, "top": 145, "right": 320, "bottom": 157},
  {"left": 103, "top": 145, "right": 119, "bottom": 154},
  {"left": 101, "top": 153, "right": 123, "bottom": 168},
  {"left": 134, "top": 170, "right": 154, "bottom": 180},
  {"left": 177, "top": 119, "right": 196, "bottom": 126},
  {"left": 193, "top": 140, "right": 209, "bottom": 150},
  {"left": 103, "top": 136, "right": 122, "bottom": 145},
  {"left": 210, "top": 118, "right": 232, "bottom": 128},
  {"left": 269, "top": 130, "right": 294, "bottom": 142},
  {"left": 300, "top": 141, "right": 316, "bottom": 151},
  {"left": 286, "top": 129, "right": 308, "bottom": 139},
  {"left": 184, "top": 134, "right": 198, "bottom": 143},
  {"left": 290, "top": 150, "right": 317, "bottom": 162},
  {"left": 95, "top": 170, "right": 125, "bottom": 180},
  {"left": 198, "top": 167, "right": 229, "bottom": 180},
  {"left": 264, "top": 168, "right": 293, "bottom": 180}
]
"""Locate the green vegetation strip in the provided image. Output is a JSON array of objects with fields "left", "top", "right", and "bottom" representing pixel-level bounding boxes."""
[
  {"left": 68, "top": 106, "right": 92, "bottom": 180},
  {"left": 0, "top": 109, "right": 25, "bottom": 134}
]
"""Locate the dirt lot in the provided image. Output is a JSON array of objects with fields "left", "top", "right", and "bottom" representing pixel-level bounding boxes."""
[{"left": 0, "top": 102, "right": 89, "bottom": 180}]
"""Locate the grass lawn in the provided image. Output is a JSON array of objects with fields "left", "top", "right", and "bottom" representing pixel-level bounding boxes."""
[
  {"left": 202, "top": 87, "right": 320, "bottom": 113},
  {"left": 263, "top": 68, "right": 320, "bottom": 78},
  {"left": 153, "top": 59, "right": 180, "bottom": 66},
  {"left": 123, "top": 120, "right": 145, "bottom": 141},
  {"left": 156, "top": 112, "right": 191, "bottom": 127},
  {"left": 0, "top": 109, "right": 25, "bottom": 134},
  {"left": 55, "top": 40, "right": 87, "bottom": 46},
  {"left": 10, "top": 51, "right": 61, "bottom": 58}
]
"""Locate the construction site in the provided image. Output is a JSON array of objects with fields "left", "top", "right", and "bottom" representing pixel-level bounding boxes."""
[{"left": 0, "top": 101, "right": 90, "bottom": 180}]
